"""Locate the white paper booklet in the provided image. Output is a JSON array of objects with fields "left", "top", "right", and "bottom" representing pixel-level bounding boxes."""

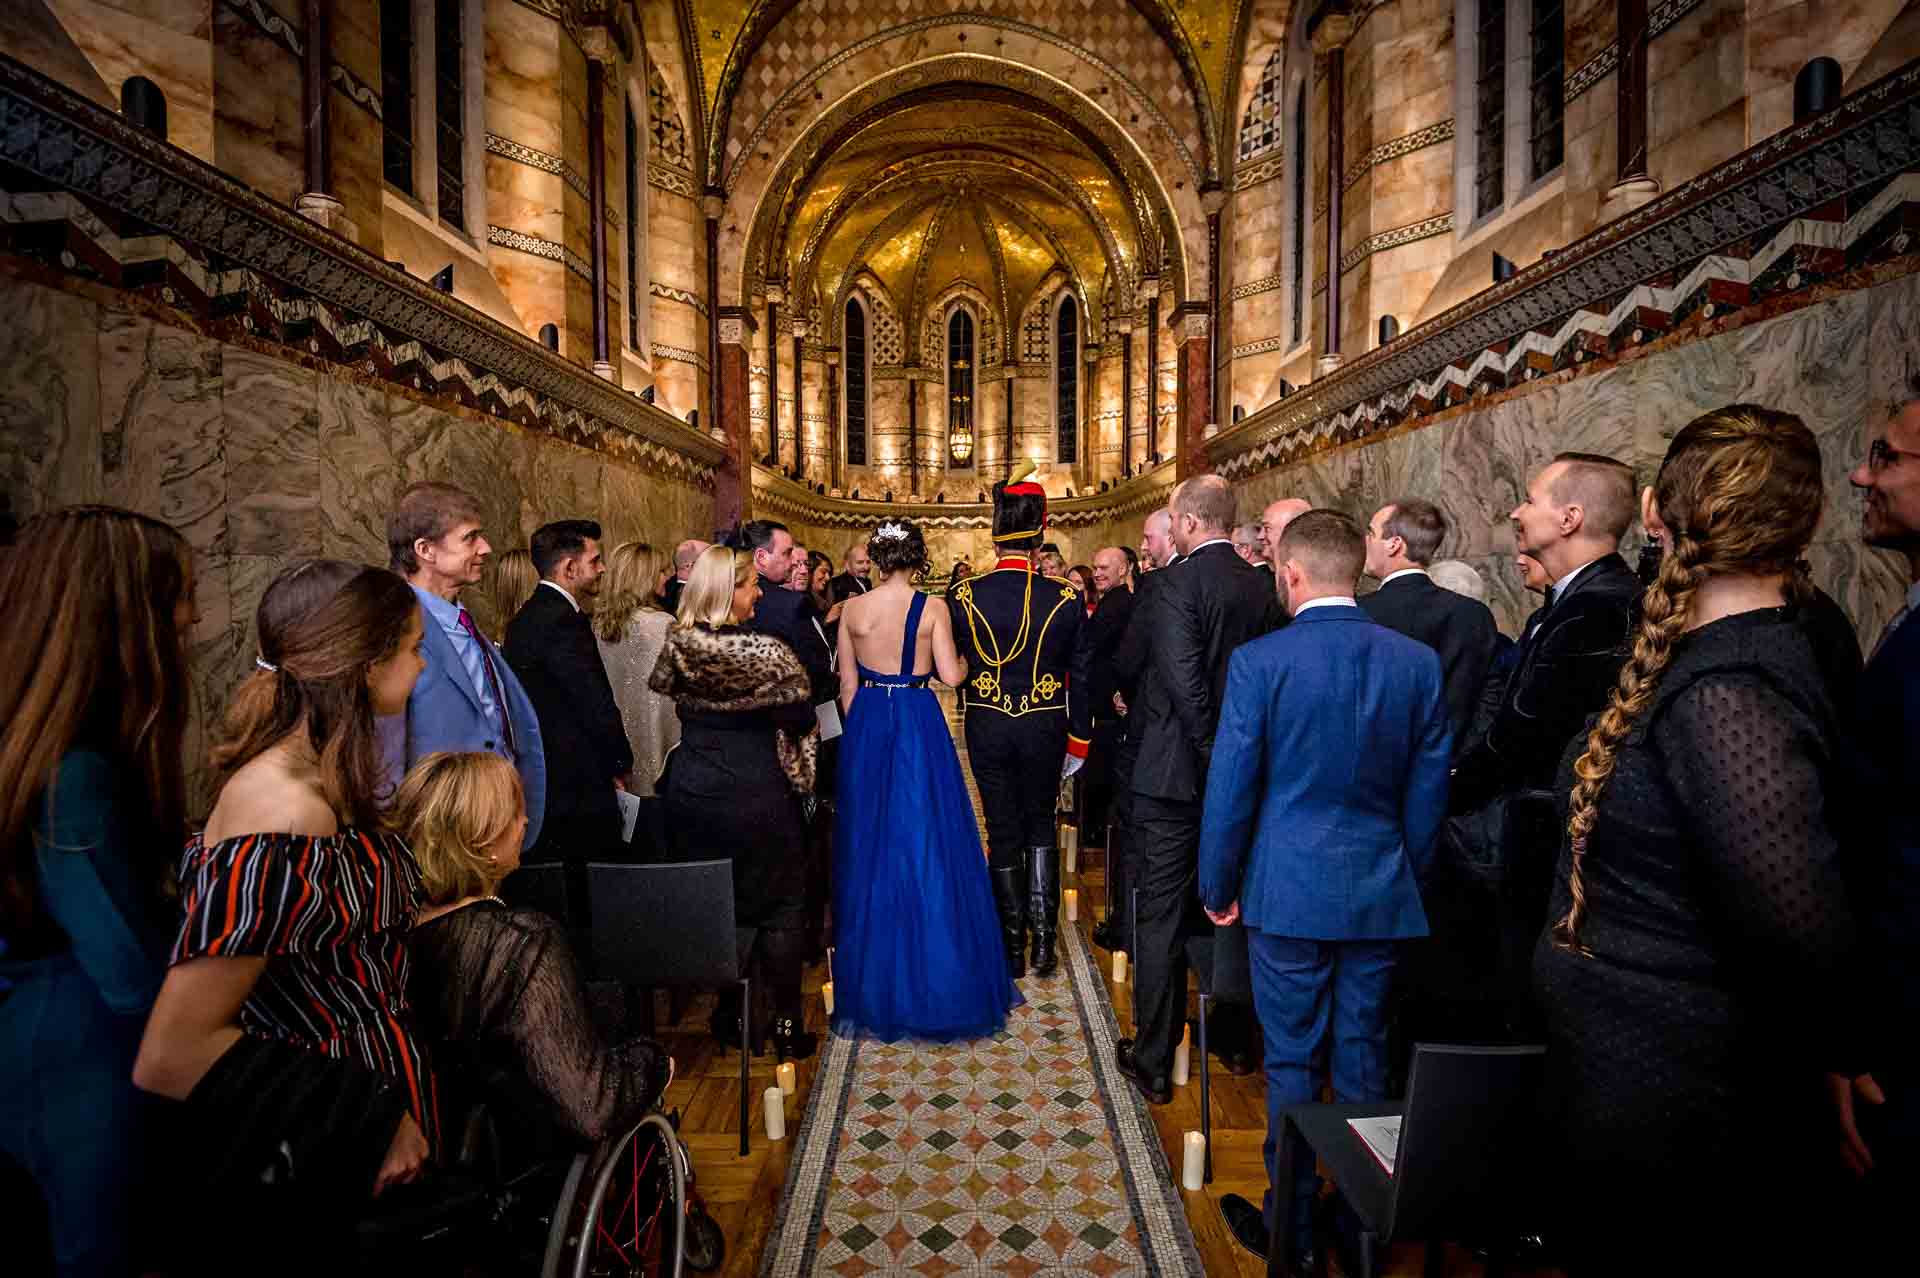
[
  {"left": 1347, "top": 1115, "right": 1401, "bottom": 1176},
  {"left": 616, "top": 787, "right": 641, "bottom": 844}
]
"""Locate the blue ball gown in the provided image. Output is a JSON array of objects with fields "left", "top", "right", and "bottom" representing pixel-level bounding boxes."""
[{"left": 831, "top": 590, "right": 1023, "bottom": 1041}]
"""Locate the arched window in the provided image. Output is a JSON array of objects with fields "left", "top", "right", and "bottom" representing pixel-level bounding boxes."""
[
  {"left": 1054, "top": 294, "right": 1079, "bottom": 465},
  {"left": 947, "top": 308, "right": 975, "bottom": 469},
  {"left": 1529, "top": 0, "right": 1565, "bottom": 181},
  {"left": 844, "top": 297, "right": 868, "bottom": 466},
  {"left": 380, "top": 0, "right": 414, "bottom": 193},
  {"left": 1461, "top": 0, "right": 1565, "bottom": 226}
]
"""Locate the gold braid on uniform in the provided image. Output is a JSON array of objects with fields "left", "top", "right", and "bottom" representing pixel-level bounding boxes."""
[{"left": 957, "top": 563, "right": 1036, "bottom": 672}]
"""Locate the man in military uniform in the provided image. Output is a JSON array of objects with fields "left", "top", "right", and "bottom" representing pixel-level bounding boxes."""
[{"left": 951, "top": 463, "right": 1092, "bottom": 979}]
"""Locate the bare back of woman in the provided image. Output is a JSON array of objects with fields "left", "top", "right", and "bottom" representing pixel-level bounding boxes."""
[{"left": 837, "top": 572, "right": 965, "bottom": 705}]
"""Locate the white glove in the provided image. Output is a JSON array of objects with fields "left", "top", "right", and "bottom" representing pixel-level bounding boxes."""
[{"left": 1061, "top": 754, "right": 1085, "bottom": 779}]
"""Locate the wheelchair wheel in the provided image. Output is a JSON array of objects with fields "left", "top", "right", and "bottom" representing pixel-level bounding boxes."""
[
  {"left": 542, "top": 1112, "right": 685, "bottom": 1278},
  {"left": 681, "top": 1207, "right": 724, "bottom": 1272}
]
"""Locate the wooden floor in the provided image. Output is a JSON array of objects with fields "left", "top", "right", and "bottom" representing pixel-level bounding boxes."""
[{"left": 656, "top": 850, "right": 1559, "bottom": 1277}]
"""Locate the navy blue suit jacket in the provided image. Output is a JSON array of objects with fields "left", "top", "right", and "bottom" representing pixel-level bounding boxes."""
[
  {"left": 382, "top": 586, "right": 547, "bottom": 848},
  {"left": 1198, "top": 603, "right": 1453, "bottom": 940}
]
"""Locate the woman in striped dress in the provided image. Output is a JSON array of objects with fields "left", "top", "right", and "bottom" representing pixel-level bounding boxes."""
[{"left": 134, "top": 559, "right": 435, "bottom": 1248}]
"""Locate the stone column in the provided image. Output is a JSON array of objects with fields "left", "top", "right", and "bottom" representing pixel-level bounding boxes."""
[
  {"left": 1312, "top": 11, "right": 1354, "bottom": 377},
  {"left": 587, "top": 54, "right": 612, "bottom": 379},
  {"left": 823, "top": 349, "right": 839, "bottom": 489},
  {"left": 714, "top": 307, "right": 756, "bottom": 529},
  {"left": 1201, "top": 184, "right": 1227, "bottom": 426},
  {"left": 1117, "top": 318, "right": 1134, "bottom": 477},
  {"left": 908, "top": 369, "right": 921, "bottom": 496},
  {"left": 1003, "top": 370, "right": 1017, "bottom": 480},
  {"left": 763, "top": 286, "right": 782, "bottom": 466},
  {"left": 1142, "top": 278, "right": 1161, "bottom": 460},
  {"left": 294, "top": 0, "right": 348, "bottom": 236},
  {"left": 704, "top": 191, "right": 723, "bottom": 436},
  {"left": 1173, "top": 304, "right": 1212, "bottom": 478},
  {"left": 1604, "top": 0, "right": 1661, "bottom": 217}
]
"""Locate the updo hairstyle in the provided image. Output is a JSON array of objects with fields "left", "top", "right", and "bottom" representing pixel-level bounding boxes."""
[{"left": 868, "top": 520, "right": 930, "bottom": 583}]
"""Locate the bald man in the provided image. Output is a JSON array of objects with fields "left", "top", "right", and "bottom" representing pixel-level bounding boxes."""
[
  {"left": 1140, "top": 507, "right": 1178, "bottom": 573},
  {"left": 1261, "top": 499, "right": 1311, "bottom": 606},
  {"left": 664, "top": 537, "right": 710, "bottom": 614}
]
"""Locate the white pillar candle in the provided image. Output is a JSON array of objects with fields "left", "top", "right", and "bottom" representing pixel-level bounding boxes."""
[
  {"left": 763, "top": 1086, "right": 786, "bottom": 1140},
  {"left": 776, "top": 1061, "right": 797, "bottom": 1096},
  {"left": 1063, "top": 824, "right": 1079, "bottom": 873},
  {"left": 820, "top": 980, "right": 835, "bottom": 1016},
  {"left": 1172, "top": 1026, "right": 1191, "bottom": 1087},
  {"left": 1181, "top": 1131, "right": 1206, "bottom": 1191},
  {"left": 1112, "top": 951, "right": 1127, "bottom": 983},
  {"left": 1064, "top": 888, "right": 1079, "bottom": 922}
]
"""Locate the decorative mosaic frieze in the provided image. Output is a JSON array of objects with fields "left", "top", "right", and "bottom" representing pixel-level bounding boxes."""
[
  {"left": 648, "top": 161, "right": 696, "bottom": 197},
  {"left": 486, "top": 225, "right": 591, "bottom": 281},
  {"left": 652, "top": 343, "right": 709, "bottom": 372},
  {"left": 485, "top": 133, "right": 589, "bottom": 201},
  {"left": 750, "top": 463, "right": 1176, "bottom": 531},
  {"left": 1230, "top": 272, "right": 1285, "bottom": 301},
  {"left": 1339, "top": 214, "right": 1455, "bottom": 274},
  {"left": 1232, "top": 335, "right": 1289, "bottom": 358},
  {"left": 1235, "top": 152, "right": 1287, "bottom": 191},
  {"left": 650, "top": 281, "right": 708, "bottom": 314},
  {"left": 0, "top": 58, "right": 723, "bottom": 482},
  {"left": 1209, "top": 66, "right": 1920, "bottom": 481},
  {"left": 1343, "top": 120, "right": 1455, "bottom": 192},
  {"left": 1566, "top": 0, "right": 1704, "bottom": 106}
]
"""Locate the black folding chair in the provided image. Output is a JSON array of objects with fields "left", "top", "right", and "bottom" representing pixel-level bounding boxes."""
[
  {"left": 1267, "top": 1042, "right": 1547, "bottom": 1278},
  {"left": 1184, "top": 920, "right": 1253, "bottom": 1183},
  {"left": 585, "top": 860, "right": 760, "bottom": 1157}
]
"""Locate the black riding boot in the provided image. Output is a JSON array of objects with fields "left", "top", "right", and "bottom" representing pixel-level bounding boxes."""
[
  {"left": 988, "top": 863, "right": 1028, "bottom": 980},
  {"left": 1027, "top": 845, "right": 1061, "bottom": 978}
]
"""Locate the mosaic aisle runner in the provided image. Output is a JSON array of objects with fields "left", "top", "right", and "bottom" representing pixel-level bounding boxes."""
[{"left": 759, "top": 695, "right": 1203, "bottom": 1277}]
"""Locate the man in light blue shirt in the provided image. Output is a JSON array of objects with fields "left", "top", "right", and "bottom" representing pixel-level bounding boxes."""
[{"left": 381, "top": 482, "right": 546, "bottom": 846}]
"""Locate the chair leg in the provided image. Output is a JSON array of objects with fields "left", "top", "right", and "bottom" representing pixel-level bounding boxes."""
[
  {"left": 738, "top": 977, "right": 751, "bottom": 1158},
  {"left": 1197, "top": 995, "right": 1213, "bottom": 1184},
  {"left": 1359, "top": 1230, "right": 1377, "bottom": 1278}
]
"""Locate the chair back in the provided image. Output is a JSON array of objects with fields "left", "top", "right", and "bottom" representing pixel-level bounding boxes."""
[
  {"left": 584, "top": 860, "right": 743, "bottom": 987},
  {"left": 1385, "top": 1043, "right": 1546, "bottom": 1239},
  {"left": 1185, "top": 921, "right": 1254, "bottom": 1004}
]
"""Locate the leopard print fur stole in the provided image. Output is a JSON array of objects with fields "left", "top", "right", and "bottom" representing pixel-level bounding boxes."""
[{"left": 648, "top": 622, "right": 818, "bottom": 792}]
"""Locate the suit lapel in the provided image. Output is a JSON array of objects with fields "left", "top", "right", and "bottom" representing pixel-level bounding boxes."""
[{"left": 423, "top": 606, "right": 487, "bottom": 716}]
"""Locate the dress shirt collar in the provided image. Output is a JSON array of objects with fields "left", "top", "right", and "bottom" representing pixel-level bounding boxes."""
[
  {"left": 540, "top": 579, "right": 580, "bottom": 612},
  {"left": 1186, "top": 537, "right": 1234, "bottom": 556},
  {"left": 413, "top": 584, "right": 467, "bottom": 634},
  {"left": 1293, "top": 595, "right": 1359, "bottom": 615},
  {"left": 1550, "top": 557, "right": 1604, "bottom": 605},
  {"left": 1906, "top": 579, "right": 1920, "bottom": 614},
  {"left": 1380, "top": 567, "right": 1429, "bottom": 587}
]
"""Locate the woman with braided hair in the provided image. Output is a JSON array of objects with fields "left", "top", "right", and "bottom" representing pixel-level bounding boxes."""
[{"left": 1532, "top": 404, "right": 1863, "bottom": 1271}]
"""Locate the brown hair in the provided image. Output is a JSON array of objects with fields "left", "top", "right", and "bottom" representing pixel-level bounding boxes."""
[
  {"left": 213, "top": 561, "right": 421, "bottom": 830},
  {"left": 1381, "top": 497, "right": 1448, "bottom": 565},
  {"left": 391, "top": 752, "right": 524, "bottom": 904},
  {"left": 1548, "top": 452, "right": 1638, "bottom": 545},
  {"left": 1172, "top": 474, "right": 1237, "bottom": 534},
  {"left": 388, "top": 481, "right": 482, "bottom": 575},
  {"left": 0, "top": 507, "right": 193, "bottom": 933},
  {"left": 489, "top": 547, "right": 538, "bottom": 640},
  {"left": 1554, "top": 404, "right": 1823, "bottom": 955},
  {"left": 596, "top": 541, "right": 667, "bottom": 642},
  {"left": 1276, "top": 508, "right": 1367, "bottom": 588}
]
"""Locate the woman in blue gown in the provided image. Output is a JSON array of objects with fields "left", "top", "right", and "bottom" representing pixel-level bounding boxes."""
[{"left": 831, "top": 520, "right": 1022, "bottom": 1042}]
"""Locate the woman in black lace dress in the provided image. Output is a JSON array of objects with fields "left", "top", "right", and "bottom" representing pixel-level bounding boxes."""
[
  {"left": 398, "top": 752, "right": 669, "bottom": 1149},
  {"left": 1533, "top": 405, "right": 1862, "bottom": 1271}
]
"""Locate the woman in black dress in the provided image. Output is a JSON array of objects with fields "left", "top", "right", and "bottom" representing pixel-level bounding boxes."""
[
  {"left": 1533, "top": 404, "right": 1861, "bottom": 1271},
  {"left": 651, "top": 547, "right": 819, "bottom": 1059}
]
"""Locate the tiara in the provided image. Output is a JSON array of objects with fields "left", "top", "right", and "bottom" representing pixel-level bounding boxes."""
[{"left": 874, "top": 522, "right": 909, "bottom": 542}]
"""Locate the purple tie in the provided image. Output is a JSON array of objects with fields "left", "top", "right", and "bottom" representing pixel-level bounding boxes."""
[{"left": 457, "top": 607, "right": 516, "bottom": 755}]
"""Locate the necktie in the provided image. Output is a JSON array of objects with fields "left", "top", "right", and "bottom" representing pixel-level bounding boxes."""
[{"left": 457, "top": 607, "right": 516, "bottom": 755}]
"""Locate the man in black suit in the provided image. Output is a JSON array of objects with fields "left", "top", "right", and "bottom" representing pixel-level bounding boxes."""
[
  {"left": 662, "top": 538, "right": 708, "bottom": 616},
  {"left": 1116, "top": 475, "right": 1286, "bottom": 1104},
  {"left": 1084, "top": 545, "right": 1136, "bottom": 952},
  {"left": 504, "top": 520, "right": 634, "bottom": 918},
  {"left": 1360, "top": 498, "right": 1498, "bottom": 751},
  {"left": 828, "top": 538, "right": 872, "bottom": 603},
  {"left": 1449, "top": 452, "right": 1641, "bottom": 1031},
  {"left": 743, "top": 519, "right": 833, "bottom": 703}
]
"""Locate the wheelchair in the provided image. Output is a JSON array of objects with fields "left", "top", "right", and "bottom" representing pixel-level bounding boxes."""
[{"left": 360, "top": 1095, "right": 724, "bottom": 1277}]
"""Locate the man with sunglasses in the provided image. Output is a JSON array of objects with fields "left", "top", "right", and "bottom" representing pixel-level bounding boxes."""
[{"left": 1837, "top": 390, "right": 1920, "bottom": 1213}]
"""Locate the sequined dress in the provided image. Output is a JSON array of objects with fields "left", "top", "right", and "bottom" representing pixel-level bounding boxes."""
[{"left": 597, "top": 607, "right": 679, "bottom": 797}]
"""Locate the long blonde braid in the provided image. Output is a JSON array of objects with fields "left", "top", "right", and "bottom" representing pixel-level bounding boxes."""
[{"left": 1552, "top": 403, "right": 1826, "bottom": 955}]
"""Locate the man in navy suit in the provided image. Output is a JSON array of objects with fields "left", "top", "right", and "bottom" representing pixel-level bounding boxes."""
[
  {"left": 382, "top": 482, "right": 545, "bottom": 847},
  {"left": 1198, "top": 510, "right": 1452, "bottom": 1270},
  {"left": 1838, "top": 390, "right": 1920, "bottom": 1205}
]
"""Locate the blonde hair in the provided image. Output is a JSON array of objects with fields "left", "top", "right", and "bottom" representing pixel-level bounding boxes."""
[
  {"left": 675, "top": 545, "right": 752, "bottom": 629},
  {"left": 490, "top": 548, "right": 539, "bottom": 640},
  {"left": 391, "top": 752, "right": 525, "bottom": 905},
  {"left": 596, "top": 540, "right": 666, "bottom": 642},
  {"left": 1554, "top": 404, "right": 1823, "bottom": 955}
]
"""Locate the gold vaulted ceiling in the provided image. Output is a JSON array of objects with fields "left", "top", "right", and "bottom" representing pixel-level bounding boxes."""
[{"left": 779, "top": 99, "right": 1136, "bottom": 344}]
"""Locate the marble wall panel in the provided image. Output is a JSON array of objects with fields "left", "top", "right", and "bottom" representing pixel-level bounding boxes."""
[
  {"left": 223, "top": 346, "right": 321, "bottom": 556},
  {"left": 211, "top": 2, "right": 305, "bottom": 205},
  {"left": 0, "top": 281, "right": 102, "bottom": 513},
  {"left": 97, "top": 307, "right": 226, "bottom": 559},
  {"left": 316, "top": 374, "right": 398, "bottom": 564}
]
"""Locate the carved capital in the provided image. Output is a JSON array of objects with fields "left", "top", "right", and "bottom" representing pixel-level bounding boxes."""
[
  {"left": 718, "top": 316, "right": 745, "bottom": 345},
  {"left": 1199, "top": 184, "right": 1229, "bottom": 217},
  {"left": 1140, "top": 277, "right": 1161, "bottom": 301},
  {"left": 764, "top": 284, "right": 786, "bottom": 306},
  {"left": 702, "top": 192, "right": 725, "bottom": 221},
  {"left": 1309, "top": 11, "right": 1355, "bottom": 54}
]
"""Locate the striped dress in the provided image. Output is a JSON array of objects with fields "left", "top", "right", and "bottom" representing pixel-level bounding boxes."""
[{"left": 172, "top": 829, "right": 440, "bottom": 1151}]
